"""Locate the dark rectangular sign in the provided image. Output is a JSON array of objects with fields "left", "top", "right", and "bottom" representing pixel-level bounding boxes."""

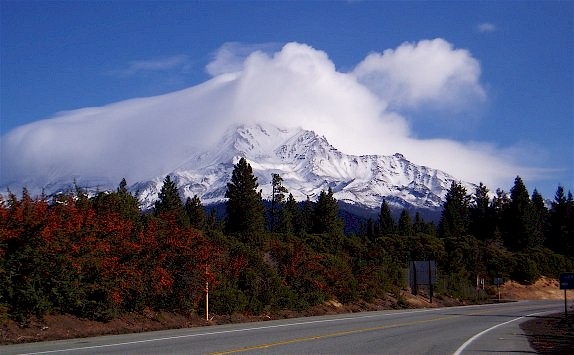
[
  {"left": 559, "top": 272, "right": 574, "bottom": 290},
  {"left": 409, "top": 260, "right": 437, "bottom": 285}
]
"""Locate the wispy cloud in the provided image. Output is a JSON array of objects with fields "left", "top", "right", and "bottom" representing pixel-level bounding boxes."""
[
  {"left": 477, "top": 22, "right": 496, "bottom": 33},
  {"left": 206, "top": 42, "right": 281, "bottom": 76},
  {"left": 109, "top": 55, "right": 193, "bottom": 77}
]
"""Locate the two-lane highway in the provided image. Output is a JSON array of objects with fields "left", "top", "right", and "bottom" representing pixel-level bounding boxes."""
[{"left": 2, "top": 300, "right": 563, "bottom": 354}]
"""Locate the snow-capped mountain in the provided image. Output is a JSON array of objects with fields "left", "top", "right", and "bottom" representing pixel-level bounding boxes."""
[{"left": 132, "top": 123, "right": 475, "bottom": 212}]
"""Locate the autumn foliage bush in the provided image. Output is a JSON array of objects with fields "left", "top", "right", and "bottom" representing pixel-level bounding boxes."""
[{"left": 0, "top": 190, "right": 219, "bottom": 322}]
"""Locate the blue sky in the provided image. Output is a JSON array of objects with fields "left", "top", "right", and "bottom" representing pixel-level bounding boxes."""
[{"left": 1, "top": 0, "right": 572, "bottom": 199}]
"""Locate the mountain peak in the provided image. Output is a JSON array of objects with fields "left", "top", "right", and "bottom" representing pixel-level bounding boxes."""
[
  {"left": 1, "top": 121, "right": 474, "bottom": 213},
  {"left": 134, "top": 123, "right": 474, "bottom": 211}
]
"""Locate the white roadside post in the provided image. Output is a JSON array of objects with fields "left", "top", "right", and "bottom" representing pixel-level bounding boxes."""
[{"left": 205, "top": 264, "right": 209, "bottom": 321}]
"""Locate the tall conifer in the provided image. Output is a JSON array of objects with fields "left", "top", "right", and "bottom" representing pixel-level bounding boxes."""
[
  {"left": 154, "top": 175, "right": 188, "bottom": 226},
  {"left": 398, "top": 209, "right": 413, "bottom": 236},
  {"left": 270, "top": 174, "right": 288, "bottom": 232},
  {"left": 504, "top": 176, "right": 542, "bottom": 251},
  {"left": 470, "top": 183, "right": 493, "bottom": 240},
  {"left": 438, "top": 181, "right": 470, "bottom": 238},
  {"left": 225, "top": 158, "right": 265, "bottom": 240},
  {"left": 379, "top": 199, "right": 396, "bottom": 236},
  {"left": 185, "top": 195, "right": 205, "bottom": 230},
  {"left": 312, "top": 188, "right": 343, "bottom": 235}
]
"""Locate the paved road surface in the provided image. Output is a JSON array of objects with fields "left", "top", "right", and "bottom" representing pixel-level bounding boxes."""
[{"left": 2, "top": 300, "right": 563, "bottom": 354}]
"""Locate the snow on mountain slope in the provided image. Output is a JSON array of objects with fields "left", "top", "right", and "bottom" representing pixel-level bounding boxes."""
[{"left": 133, "top": 123, "right": 475, "bottom": 211}]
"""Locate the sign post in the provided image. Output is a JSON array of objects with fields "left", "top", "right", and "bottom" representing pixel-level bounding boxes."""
[
  {"left": 205, "top": 264, "right": 210, "bottom": 321},
  {"left": 494, "top": 277, "right": 503, "bottom": 302},
  {"left": 409, "top": 260, "right": 437, "bottom": 303},
  {"left": 559, "top": 272, "right": 574, "bottom": 318}
]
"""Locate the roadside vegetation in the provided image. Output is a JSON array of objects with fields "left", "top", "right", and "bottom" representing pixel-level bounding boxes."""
[{"left": 1, "top": 158, "right": 573, "bottom": 326}]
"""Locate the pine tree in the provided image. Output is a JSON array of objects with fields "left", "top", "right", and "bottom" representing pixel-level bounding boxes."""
[
  {"left": 379, "top": 199, "right": 396, "bottom": 236},
  {"left": 118, "top": 178, "right": 129, "bottom": 195},
  {"left": 312, "top": 188, "right": 343, "bottom": 235},
  {"left": 185, "top": 195, "right": 205, "bottom": 230},
  {"left": 155, "top": 175, "right": 182, "bottom": 214},
  {"left": 364, "top": 218, "right": 376, "bottom": 239},
  {"left": 438, "top": 181, "right": 470, "bottom": 239},
  {"left": 413, "top": 212, "right": 425, "bottom": 235},
  {"left": 491, "top": 188, "right": 510, "bottom": 239},
  {"left": 398, "top": 209, "right": 413, "bottom": 236},
  {"left": 300, "top": 196, "right": 314, "bottom": 234},
  {"left": 92, "top": 178, "right": 140, "bottom": 223},
  {"left": 154, "top": 175, "right": 188, "bottom": 227},
  {"left": 270, "top": 174, "right": 288, "bottom": 232},
  {"left": 469, "top": 183, "right": 493, "bottom": 240},
  {"left": 546, "top": 185, "right": 570, "bottom": 254},
  {"left": 531, "top": 189, "right": 548, "bottom": 245},
  {"left": 278, "top": 193, "right": 298, "bottom": 234},
  {"left": 503, "top": 176, "right": 542, "bottom": 251},
  {"left": 225, "top": 158, "right": 265, "bottom": 239}
]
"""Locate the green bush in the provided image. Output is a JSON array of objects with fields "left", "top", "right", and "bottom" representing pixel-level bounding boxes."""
[
  {"left": 210, "top": 280, "right": 248, "bottom": 314},
  {"left": 511, "top": 254, "right": 539, "bottom": 284}
]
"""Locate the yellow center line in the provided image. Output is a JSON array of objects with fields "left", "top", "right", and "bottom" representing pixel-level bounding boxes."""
[{"left": 210, "top": 315, "right": 459, "bottom": 355}]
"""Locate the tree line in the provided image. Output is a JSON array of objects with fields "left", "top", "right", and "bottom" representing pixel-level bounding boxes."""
[{"left": 1, "top": 158, "right": 573, "bottom": 323}]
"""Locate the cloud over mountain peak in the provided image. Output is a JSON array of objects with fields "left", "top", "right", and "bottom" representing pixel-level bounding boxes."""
[{"left": 1, "top": 41, "right": 536, "bottom": 195}]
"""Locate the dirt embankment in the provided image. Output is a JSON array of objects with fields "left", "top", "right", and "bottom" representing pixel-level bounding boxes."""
[{"left": 498, "top": 276, "right": 568, "bottom": 300}]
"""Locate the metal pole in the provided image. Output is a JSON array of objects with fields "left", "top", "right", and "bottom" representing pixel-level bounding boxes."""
[
  {"left": 565, "top": 289, "right": 568, "bottom": 319},
  {"left": 413, "top": 261, "right": 417, "bottom": 296},
  {"left": 428, "top": 260, "right": 432, "bottom": 303}
]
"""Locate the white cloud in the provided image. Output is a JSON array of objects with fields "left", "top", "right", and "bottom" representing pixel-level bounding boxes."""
[
  {"left": 110, "top": 55, "right": 192, "bottom": 77},
  {"left": 206, "top": 42, "right": 281, "bottom": 76},
  {"left": 0, "top": 41, "right": 542, "bottom": 194},
  {"left": 353, "top": 38, "right": 486, "bottom": 110},
  {"left": 477, "top": 23, "right": 497, "bottom": 33}
]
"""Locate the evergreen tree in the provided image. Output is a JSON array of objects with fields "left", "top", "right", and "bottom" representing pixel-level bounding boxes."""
[
  {"left": 491, "top": 188, "right": 510, "bottom": 240},
  {"left": 225, "top": 158, "right": 265, "bottom": 239},
  {"left": 118, "top": 178, "right": 129, "bottom": 195},
  {"left": 154, "top": 175, "right": 188, "bottom": 226},
  {"left": 185, "top": 195, "right": 205, "bottom": 230},
  {"left": 413, "top": 212, "right": 426, "bottom": 235},
  {"left": 469, "top": 183, "right": 493, "bottom": 240},
  {"left": 531, "top": 189, "right": 548, "bottom": 245},
  {"left": 278, "top": 193, "right": 298, "bottom": 234},
  {"left": 270, "top": 174, "right": 288, "bottom": 232},
  {"left": 546, "top": 185, "right": 571, "bottom": 254},
  {"left": 312, "top": 188, "right": 343, "bottom": 235},
  {"left": 364, "top": 218, "right": 377, "bottom": 240},
  {"left": 379, "top": 199, "right": 396, "bottom": 236},
  {"left": 398, "top": 209, "right": 413, "bottom": 236},
  {"left": 155, "top": 175, "right": 183, "bottom": 214},
  {"left": 438, "top": 181, "right": 470, "bottom": 239},
  {"left": 117, "top": 178, "right": 140, "bottom": 221},
  {"left": 300, "top": 196, "right": 314, "bottom": 234},
  {"left": 505, "top": 176, "right": 542, "bottom": 251},
  {"left": 93, "top": 178, "right": 140, "bottom": 222}
]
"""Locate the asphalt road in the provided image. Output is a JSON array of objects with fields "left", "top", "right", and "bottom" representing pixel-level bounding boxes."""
[{"left": 2, "top": 300, "right": 564, "bottom": 355}]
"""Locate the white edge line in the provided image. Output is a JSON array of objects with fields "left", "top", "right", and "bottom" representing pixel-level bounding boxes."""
[{"left": 452, "top": 309, "right": 553, "bottom": 355}]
